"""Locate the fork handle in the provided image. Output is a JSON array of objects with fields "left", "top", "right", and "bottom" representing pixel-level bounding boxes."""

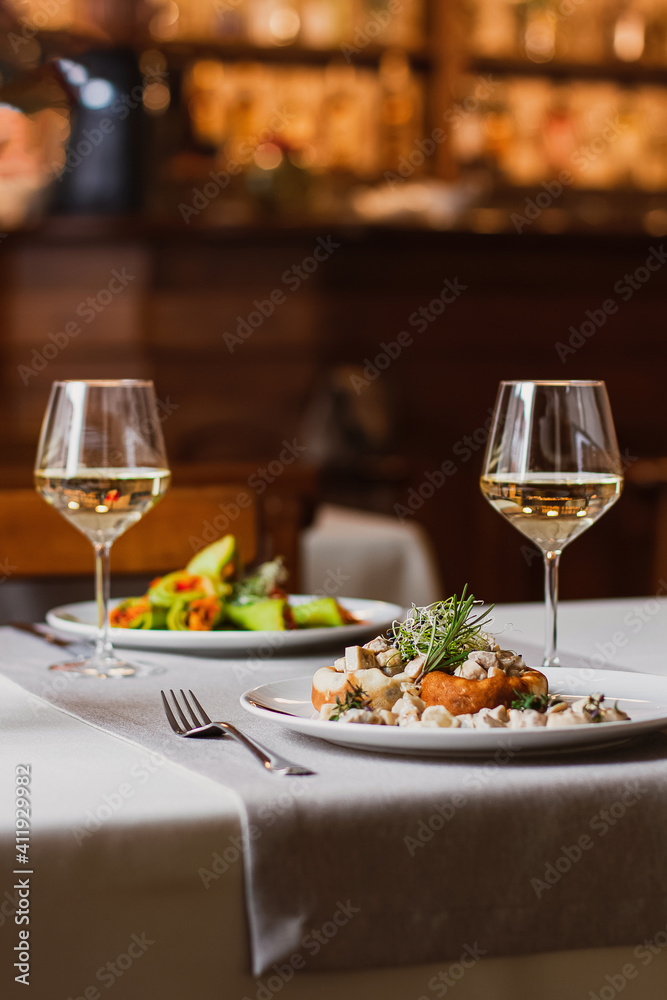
[{"left": 215, "top": 721, "right": 305, "bottom": 773}]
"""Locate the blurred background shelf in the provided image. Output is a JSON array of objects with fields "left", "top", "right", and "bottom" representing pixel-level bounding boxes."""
[
  {"left": 8, "top": 1, "right": 667, "bottom": 225},
  {"left": 2, "top": 0, "right": 667, "bottom": 605},
  {"left": 146, "top": 40, "right": 434, "bottom": 70},
  {"left": 0, "top": 220, "right": 664, "bottom": 602},
  {"left": 469, "top": 55, "right": 667, "bottom": 85}
]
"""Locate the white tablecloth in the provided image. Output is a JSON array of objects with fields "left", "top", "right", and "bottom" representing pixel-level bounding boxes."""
[{"left": 1, "top": 598, "right": 667, "bottom": 1000}]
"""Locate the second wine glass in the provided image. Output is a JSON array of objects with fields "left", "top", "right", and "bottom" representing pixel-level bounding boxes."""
[
  {"left": 34, "top": 379, "right": 171, "bottom": 677},
  {"left": 480, "top": 380, "right": 623, "bottom": 667}
]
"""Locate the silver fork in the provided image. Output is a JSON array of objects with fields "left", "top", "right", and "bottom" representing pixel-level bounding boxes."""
[{"left": 160, "top": 689, "right": 315, "bottom": 776}]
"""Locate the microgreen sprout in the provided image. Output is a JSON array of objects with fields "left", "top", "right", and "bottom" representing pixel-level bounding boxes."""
[{"left": 388, "top": 587, "right": 494, "bottom": 676}]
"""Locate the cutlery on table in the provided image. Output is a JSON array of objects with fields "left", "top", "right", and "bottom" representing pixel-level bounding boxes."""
[
  {"left": 161, "top": 689, "right": 315, "bottom": 776},
  {"left": 9, "top": 621, "right": 90, "bottom": 649},
  {"left": 243, "top": 696, "right": 300, "bottom": 719}
]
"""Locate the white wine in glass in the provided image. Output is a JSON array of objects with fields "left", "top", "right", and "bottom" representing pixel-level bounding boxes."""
[
  {"left": 480, "top": 381, "right": 623, "bottom": 667},
  {"left": 34, "top": 380, "right": 171, "bottom": 677}
]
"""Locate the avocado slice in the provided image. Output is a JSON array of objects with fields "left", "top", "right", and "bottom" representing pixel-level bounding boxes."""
[
  {"left": 292, "top": 597, "right": 346, "bottom": 628},
  {"left": 186, "top": 535, "right": 240, "bottom": 583},
  {"left": 226, "top": 598, "right": 287, "bottom": 631}
]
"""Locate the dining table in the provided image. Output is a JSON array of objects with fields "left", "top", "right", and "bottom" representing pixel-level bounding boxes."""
[{"left": 1, "top": 595, "right": 667, "bottom": 1000}]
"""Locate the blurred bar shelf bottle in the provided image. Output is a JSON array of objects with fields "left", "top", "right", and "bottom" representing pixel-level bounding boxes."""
[
  {"left": 4, "top": 2, "right": 667, "bottom": 603},
  {"left": 5, "top": 0, "right": 667, "bottom": 234}
]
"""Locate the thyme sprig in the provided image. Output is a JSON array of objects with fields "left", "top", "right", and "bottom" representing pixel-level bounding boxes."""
[
  {"left": 330, "top": 681, "right": 372, "bottom": 721},
  {"left": 389, "top": 587, "right": 495, "bottom": 676}
]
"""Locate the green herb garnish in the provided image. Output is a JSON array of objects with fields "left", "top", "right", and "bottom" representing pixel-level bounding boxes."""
[
  {"left": 233, "top": 557, "right": 287, "bottom": 602},
  {"left": 388, "top": 587, "right": 494, "bottom": 677},
  {"left": 511, "top": 692, "right": 566, "bottom": 713},
  {"left": 329, "top": 682, "right": 372, "bottom": 721},
  {"left": 582, "top": 693, "right": 605, "bottom": 723}
]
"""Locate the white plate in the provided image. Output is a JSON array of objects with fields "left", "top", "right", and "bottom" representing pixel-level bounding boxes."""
[
  {"left": 45, "top": 596, "right": 404, "bottom": 656},
  {"left": 240, "top": 667, "right": 667, "bottom": 756}
]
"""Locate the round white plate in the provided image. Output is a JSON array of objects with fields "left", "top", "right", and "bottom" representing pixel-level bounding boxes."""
[
  {"left": 45, "top": 596, "right": 404, "bottom": 656},
  {"left": 240, "top": 666, "right": 667, "bottom": 756}
]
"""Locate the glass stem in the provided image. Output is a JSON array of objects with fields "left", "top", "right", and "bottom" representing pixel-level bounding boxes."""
[
  {"left": 94, "top": 541, "right": 114, "bottom": 661},
  {"left": 543, "top": 549, "right": 561, "bottom": 667}
]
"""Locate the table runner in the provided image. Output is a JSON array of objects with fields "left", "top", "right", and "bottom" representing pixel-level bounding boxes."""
[{"left": 3, "top": 627, "right": 667, "bottom": 977}]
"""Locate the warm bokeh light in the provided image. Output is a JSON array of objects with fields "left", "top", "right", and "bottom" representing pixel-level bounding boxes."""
[
  {"left": 144, "top": 82, "right": 171, "bottom": 114},
  {"left": 139, "top": 49, "right": 168, "bottom": 76},
  {"left": 0, "top": 105, "right": 70, "bottom": 227},
  {"left": 613, "top": 10, "right": 646, "bottom": 62},
  {"left": 150, "top": 1, "right": 181, "bottom": 40},
  {"left": 269, "top": 7, "right": 301, "bottom": 43},
  {"left": 253, "top": 142, "right": 283, "bottom": 170}
]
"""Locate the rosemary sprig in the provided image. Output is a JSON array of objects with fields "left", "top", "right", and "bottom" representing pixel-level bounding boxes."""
[
  {"left": 329, "top": 681, "right": 372, "bottom": 721},
  {"left": 389, "top": 587, "right": 495, "bottom": 676}
]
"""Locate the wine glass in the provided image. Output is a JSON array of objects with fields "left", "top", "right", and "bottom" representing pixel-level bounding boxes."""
[
  {"left": 34, "top": 380, "right": 171, "bottom": 677},
  {"left": 480, "top": 380, "right": 623, "bottom": 667}
]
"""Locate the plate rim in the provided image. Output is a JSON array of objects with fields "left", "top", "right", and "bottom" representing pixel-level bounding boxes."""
[
  {"left": 239, "top": 668, "right": 667, "bottom": 755},
  {"left": 45, "top": 595, "right": 405, "bottom": 651}
]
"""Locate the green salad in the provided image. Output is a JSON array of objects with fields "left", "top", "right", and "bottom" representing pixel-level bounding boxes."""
[{"left": 109, "top": 535, "right": 357, "bottom": 632}]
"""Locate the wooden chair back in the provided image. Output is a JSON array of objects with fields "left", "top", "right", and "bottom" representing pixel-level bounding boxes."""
[{"left": 0, "top": 485, "right": 259, "bottom": 578}]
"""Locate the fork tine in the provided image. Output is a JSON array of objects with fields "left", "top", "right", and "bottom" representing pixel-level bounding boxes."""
[
  {"left": 169, "top": 688, "right": 191, "bottom": 730},
  {"left": 161, "top": 690, "right": 183, "bottom": 734},
  {"left": 188, "top": 689, "right": 213, "bottom": 725},
  {"left": 180, "top": 689, "right": 203, "bottom": 728}
]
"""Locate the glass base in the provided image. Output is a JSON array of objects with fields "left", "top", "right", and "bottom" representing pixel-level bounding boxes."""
[
  {"left": 48, "top": 654, "right": 160, "bottom": 678},
  {"left": 542, "top": 655, "right": 561, "bottom": 668}
]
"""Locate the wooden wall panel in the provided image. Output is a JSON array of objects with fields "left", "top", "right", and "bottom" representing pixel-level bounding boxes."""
[{"left": 0, "top": 226, "right": 665, "bottom": 603}]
